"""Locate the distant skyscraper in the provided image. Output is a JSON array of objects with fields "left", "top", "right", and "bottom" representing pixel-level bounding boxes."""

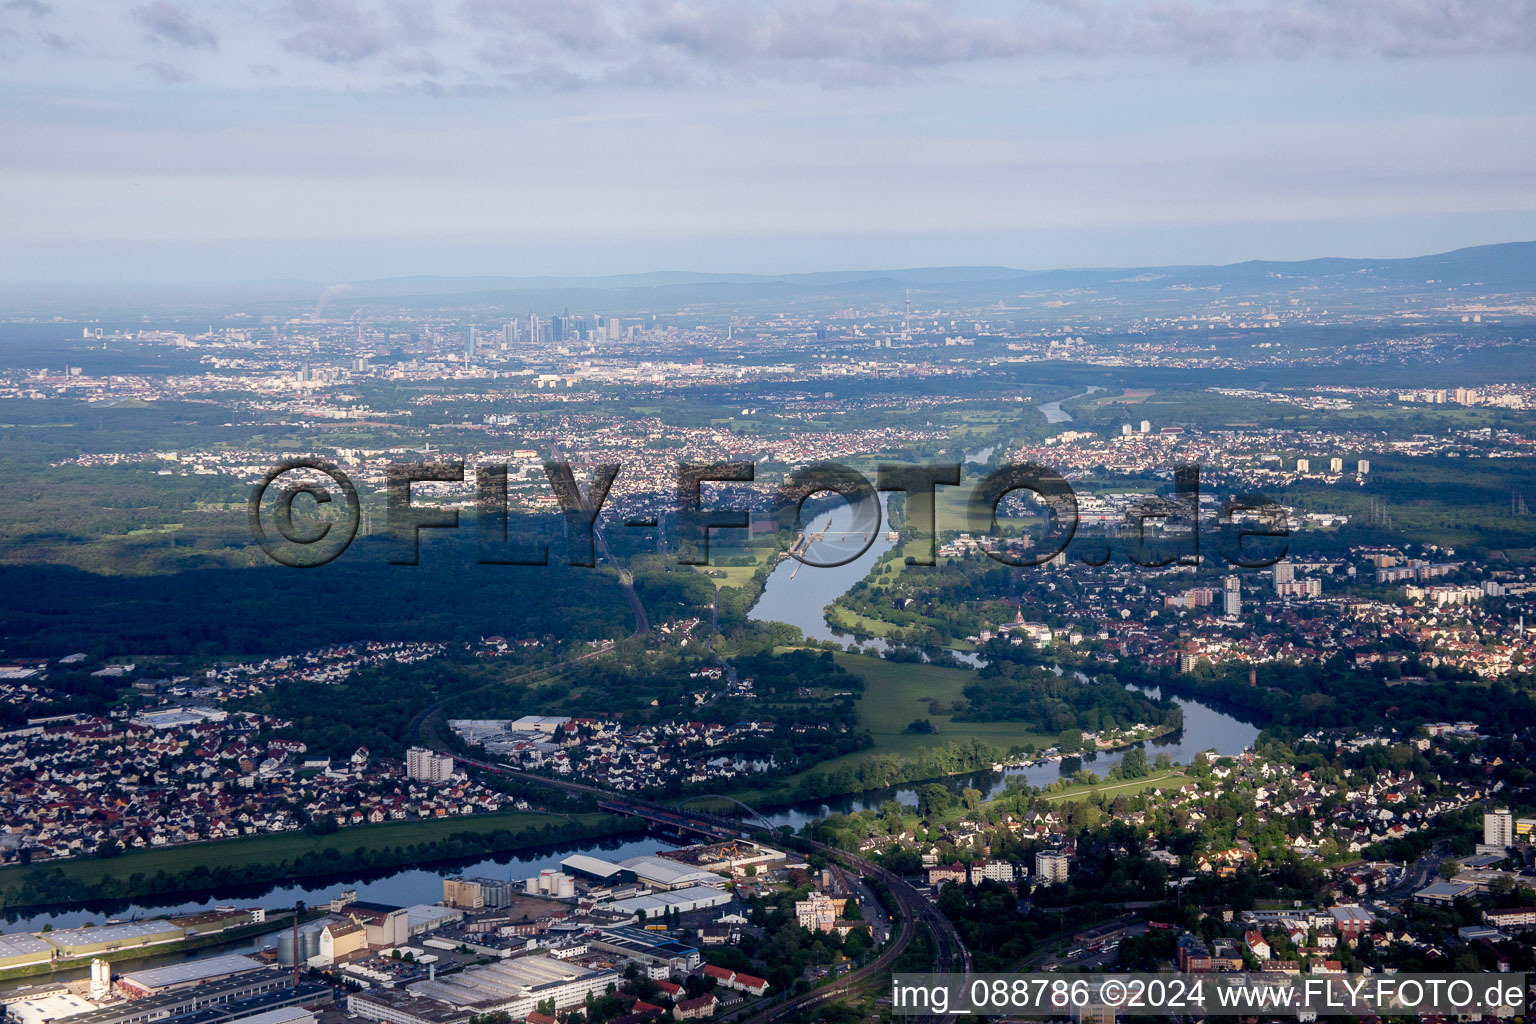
[
  {"left": 504, "top": 322, "right": 515, "bottom": 348},
  {"left": 1223, "top": 575, "right": 1241, "bottom": 617},
  {"left": 1273, "top": 561, "right": 1295, "bottom": 588},
  {"left": 1296, "top": 458, "right": 1310, "bottom": 473},
  {"left": 1139, "top": 420, "right": 1150, "bottom": 434},
  {"left": 528, "top": 312, "right": 540, "bottom": 344},
  {"left": 465, "top": 326, "right": 476, "bottom": 362},
  {"left": 1329, "top": 457, "right": 1343, "bottom": 473},
  {"left": 1358, "top": 459, "right": 1371, "bottom": 475}
]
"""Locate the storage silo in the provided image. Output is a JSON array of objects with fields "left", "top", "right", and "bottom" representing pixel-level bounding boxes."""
[
  {"left": 89, "top": 959, "right": 111, "bottom": 1000},
  {"left": 300, "top": 924, "right": 321, "bottom": 960},
  {"left": 276, "top": 929, "right": 297, "bottom": 966}
]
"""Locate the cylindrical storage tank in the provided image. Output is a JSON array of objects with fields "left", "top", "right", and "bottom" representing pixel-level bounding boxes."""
[
  {"left": 556, "top": 875, "right": 574, "bottom": 898},
  {"left": 525, "top": 878, "right": 539, "bottom": 894},
  {"left": 301, "top": 926, "right": 321, "bottom": 959},
  {"left": 89, "top": 959, "right": 110, "bottom": 1000},
  {"left": 276, "top": 930, "right": 297, "bottom": 966}
]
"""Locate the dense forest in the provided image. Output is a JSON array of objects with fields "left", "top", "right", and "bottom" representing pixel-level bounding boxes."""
[
  {"left": 959, "top": 660, "right": 1183, "bottom": 734},
  {"left": 0, "top": 536, "right": 635, "bottom": 657}
]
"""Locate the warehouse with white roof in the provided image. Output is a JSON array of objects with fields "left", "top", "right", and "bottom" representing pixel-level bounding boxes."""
[
  {"left": 407, "top": 954, "right": 618, "bottom": 1019},
  {"left": 617, "top": 856, "right": 721, "bottom": 891},
  {"left": 559, "top": 854, "right": 635, "bottom": 885},
  {"left": 118, "top": 954, "right": 266, "bottom": 998},
  {"left": 42, "top": 922, "right": 184, "bottom": 958},
  {"left": 0, "top": 931, "right": 54, "bottom": 969},
  {"left": 602, "top": 885, "right": 732, "bottom": 918}
]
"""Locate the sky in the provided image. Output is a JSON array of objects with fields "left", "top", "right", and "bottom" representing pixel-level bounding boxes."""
[{"left": 3, "top": 0, "right": 1536, "bottom": 286}]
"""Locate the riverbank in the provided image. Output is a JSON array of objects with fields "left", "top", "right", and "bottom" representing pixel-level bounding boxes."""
[
  {"left": 0, "top": 907, "right": 328, "bottom": 984},
  {"left": 0, "top": 811, "right": 629, "bottom": 913}
]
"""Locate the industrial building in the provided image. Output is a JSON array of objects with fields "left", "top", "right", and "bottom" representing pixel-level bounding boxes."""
[
  {"left": 146, "top": 984, "right": 330, "bottom": 1024},
  {"left": 347, "top": 991, "right": 470, "bottom": 1024},
  {"left": 340, "top": 903, "right": 410, "bottom": 948},
  {"left": 559, "top": 855, "right": 635, "bottom": 886},
  {"left": 617, "top": 856, "right": 720, "bottom": 891},
  {"left": 404, "top": 905, "right": 464, "bottom": 937},
  {"left": 523, "top": 870, "right": 575, "bottom": 898},
  {"left": 0, "top": 931, "right": 54, "bottom": 969},
  {"left": 407, "top": 955, "right": 619, "bottom": 1020},
  {"left": 168, "top": 910, "right": 257, "bottom": 936},
  {"left": 587, "top": 928, "right": 701, "bottom": 972},
  {"left": 603, "top": 885, "right": 732, "bottom": 919},
  {"left": 318, "top": 921, "right": 366, "bottom": 963},
  {"left": 39, "top": 971, "right": 317, "bottom": 1024},
  {"left": 653, "top": 843, "right": 784, "bottom": 875},
  {"left": 275, "top": 923, "right": 325, "bottom": 966},
  {"left": 42, "top": 922, "right": 185, "bottom": 958},
  {"left": 201, "top": 1009, "right": 312, "bottom": 1024},
  {"left": 7, "top": 991, "right": 98, "bottom": 1024},
  {"left": 441, "top": 878, "right": 483, "bottom": 909},
  {"left": 438, "top": 878, "right": 517, "bottom": 909},
  {"left": 558, "top": 853, "right": 719, "bottom": 891},
  {"left": 118, "top": 955, "right": 267, "bottom": 998}
]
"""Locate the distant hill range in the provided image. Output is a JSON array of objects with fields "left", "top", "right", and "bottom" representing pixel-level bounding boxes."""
[{"left": 329, "top": 240, "right": 1536, "bottom": 311}]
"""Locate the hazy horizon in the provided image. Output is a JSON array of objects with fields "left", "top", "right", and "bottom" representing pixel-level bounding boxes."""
[{"left": 4, "top": 1, "right": 1535, "bottom": 287}]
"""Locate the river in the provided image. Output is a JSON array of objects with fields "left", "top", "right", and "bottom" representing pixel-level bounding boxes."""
[
  {"left": 1039, "top": 384, "right": 1103, "bottom": 424},
  {"left": 3, "top": 410, "right": 1255, "bottom": 942},
  {"left": 747, "top": 491, "right": 899, "bottom": 649},
  {"left": 961, "top": 385, "right": 1104, "bottom": 464},
  {"left": 745, "top": 413, "right": 1260, "bottom": 828},
  {"left": 0, "top": 836, "right": 673, "bottom": 937},
  {"left": 756, "top": 688, "right": 1258, "bottom": 830}
]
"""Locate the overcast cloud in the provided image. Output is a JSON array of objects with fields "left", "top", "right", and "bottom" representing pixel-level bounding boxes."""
[{"left": 1, "top": 0, "right": 1533, "bottom": 283}]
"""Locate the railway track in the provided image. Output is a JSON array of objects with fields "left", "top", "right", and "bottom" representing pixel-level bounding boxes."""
[{"left": 449, "top": 759, "right": 969, "bottom": 1023}]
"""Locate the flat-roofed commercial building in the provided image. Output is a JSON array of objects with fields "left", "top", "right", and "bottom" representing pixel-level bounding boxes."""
[
  {"left": 408, "top": 955, "right": 619, "bottom": 1019},
  {"left": 605, "top": 885, "right": 732, "bottom": 920},
  {"left": 49, "top": 971, "right": 308, "bottom": 1024},
  {"left": 140, "top": 983, "right": 330, "bottom": 1024},
  {"left": 1414, "top": 880, "right": 1476, "bottom": 905},
  {"left": 8, "top": 992, "right": 98, "bottom": 1024},
  {"left": 168, "top": 911, "right": 256, "bottom": 936},
  {"left": 348, "top": 991, "right": 470, "bottom": 1024},
  {"left": 118, "top": 955, "right": 266, "bottom": 998},
  {"left": 212, "top": 1008, "right": 312, "bottom": 1024},
  {"left": 404, "top": 904, "right": 464, "bottom": 936},
  {"left": 588, "top": 928, "right": 701, "bottom": 972},
  {"left": 0, "top": 932, "right": 54, "bottom": 969},
  {"left": 42, "top": 922, "right": 185, "bottom": 958}
]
